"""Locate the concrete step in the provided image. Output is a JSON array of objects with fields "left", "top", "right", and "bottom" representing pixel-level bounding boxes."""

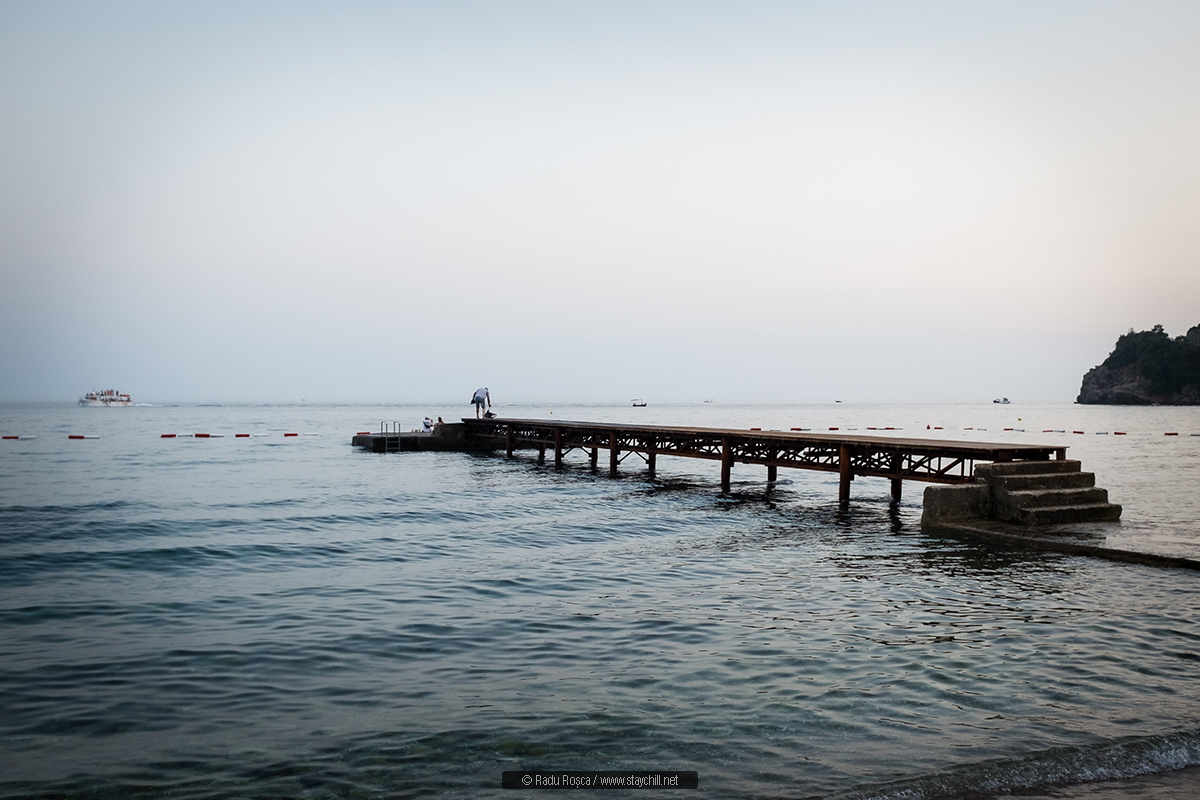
[
  {"left": 991, "top": 472, "right": 1096, "bottom": 492},
  {"left": 975, "top": 460, "right": 1081, "bottom": 478},
  {"left": 1015, "top": 503, "right": 1123, "bottom": 525},
  {"left": 1003, "top": 487, "right": 1110, "bottom": 509}
]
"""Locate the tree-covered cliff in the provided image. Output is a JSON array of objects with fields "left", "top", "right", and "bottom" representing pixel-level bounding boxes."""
[{"left": 1077, "top": 324, "right": 1200, "bottom": 404}]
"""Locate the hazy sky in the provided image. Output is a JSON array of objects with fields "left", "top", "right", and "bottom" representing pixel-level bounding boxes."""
[{"left": 2, "top": 1, "right": 1198, "bottom": 402}]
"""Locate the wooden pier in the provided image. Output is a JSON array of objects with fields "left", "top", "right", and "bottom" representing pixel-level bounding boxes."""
[{"left": 460, "top": 418, "right": 1066, "bottom": 502}]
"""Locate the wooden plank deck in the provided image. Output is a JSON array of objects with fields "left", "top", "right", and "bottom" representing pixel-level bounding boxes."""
[{"left": 463, "top": 417, "right": 1067, "bottom": 502}]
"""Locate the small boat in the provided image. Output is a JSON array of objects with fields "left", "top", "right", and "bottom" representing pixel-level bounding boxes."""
[
  {"left": 993, "top": 397, "right": 1010, "bottom": 404},
  {"left": 80, "top": 389, "right": 132, "bottom": 407},
  {"left": 631, "top": 399, "right": 647, "bottom": 407}
]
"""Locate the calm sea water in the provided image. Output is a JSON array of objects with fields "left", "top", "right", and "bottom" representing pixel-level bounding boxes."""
[{"left": 2, "top": 400, "right": 1199, "bottom": 799}]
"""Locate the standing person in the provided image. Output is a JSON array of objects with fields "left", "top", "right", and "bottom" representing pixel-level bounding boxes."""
[{"left": 471, "top": 387, "right": 491, "bottom": 419}]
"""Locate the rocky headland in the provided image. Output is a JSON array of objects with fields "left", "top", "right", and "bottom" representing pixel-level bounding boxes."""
[{"left": 1077, "top": 324, "right": 1200, "bottom": 405}]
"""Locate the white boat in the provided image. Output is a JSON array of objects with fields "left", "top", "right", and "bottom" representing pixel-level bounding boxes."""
[
  {"left": 631, "top": 399, "right": 647, "bottom": 407},
  {"left": 80, "top": 389, "right": 132, "bottom": 407},
  {"left": 993, "top": 397, "right": 1010, "bottom": 404}
]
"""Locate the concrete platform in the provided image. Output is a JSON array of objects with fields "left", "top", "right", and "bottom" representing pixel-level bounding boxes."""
[
  {"left": 924, "top": 458, "right": 1121, "bottom": 526},
  {"left": 352, "top": 423, "right": 506, "bottom": 453},
  {"left": 923, "top": 518, "right": 1200, "bottom": 572}
]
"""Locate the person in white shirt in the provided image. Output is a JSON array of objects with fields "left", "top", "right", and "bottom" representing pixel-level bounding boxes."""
[{"left": 471, "top": 387, "right": 490, "bottom": 418}]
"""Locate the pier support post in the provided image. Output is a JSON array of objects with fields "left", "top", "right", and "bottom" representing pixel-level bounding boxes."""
[
  {"left": 590, "top": 446, "right": 598, "bottom": 469},
  {"left": 721, "top": 437, "right": 732, "bottom": 493},
  {"left": 890, "top": 453, "right": 902, "bottom": 504},
  {"left": 506, "top": 425, "right": 514, "bottom": 458},
  {"left": 554, "top": 427, "right": 563, "bottom": 468},
  {"left": 646, "top": 439, "right": 657, "bottom": 476},
  {"left": 537, "top": 445, "right": 545, "bottom": 465},
  {"left": 839, "top": 444, "right": 853, "bottom": 504},
  {"left": 609, "top": 433, "right": 619, "bottom": 475},
  {"left": 767, "top": 448, "right": 777, "bottom": 482}
]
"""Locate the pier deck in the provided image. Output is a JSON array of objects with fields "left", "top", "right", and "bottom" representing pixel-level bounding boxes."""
[{"left": 462, "top": 418, "right": 1066, "bottom": 501}]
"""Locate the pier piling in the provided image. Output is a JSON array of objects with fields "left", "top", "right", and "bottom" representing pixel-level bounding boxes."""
[
  {"left": 721, "top": 437, "right": 733, "bottom": 493},
  {"left": 839, "top": 444, "right": 853, "bottom": 504}
]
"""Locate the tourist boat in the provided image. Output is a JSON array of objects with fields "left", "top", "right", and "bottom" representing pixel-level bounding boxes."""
[
  {"left": 79, "top": 389, "right": 132, "bottom": 407},
  {"left": 993, "top": 397, "right": 1010, "bottom": 404},
  {"left": 631, "top": 399, "right": 647, "bottom": 407}
]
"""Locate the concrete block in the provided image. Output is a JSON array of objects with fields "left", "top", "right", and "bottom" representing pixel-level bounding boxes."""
[{"left": 922, "top": 484, "right": 992, "bottom": 524}]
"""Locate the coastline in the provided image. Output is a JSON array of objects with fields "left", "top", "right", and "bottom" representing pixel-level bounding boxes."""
[{"left": 1006, "top": 765, "right": 1200, "bottom": 799}]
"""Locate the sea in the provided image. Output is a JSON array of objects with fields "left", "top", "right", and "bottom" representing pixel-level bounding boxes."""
[{"left": 2, "top": 399, "right": 1200, "bottom": 800}]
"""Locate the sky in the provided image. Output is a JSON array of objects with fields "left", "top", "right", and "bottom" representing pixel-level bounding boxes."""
[{"left": 2, "top": 1, "right": 1198, "bottom": 403}]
